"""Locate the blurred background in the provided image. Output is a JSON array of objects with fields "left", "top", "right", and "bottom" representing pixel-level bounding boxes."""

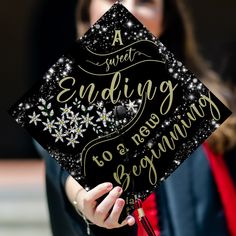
[{"left": 0, "top": 0, "right": 235, "bottom": 235}]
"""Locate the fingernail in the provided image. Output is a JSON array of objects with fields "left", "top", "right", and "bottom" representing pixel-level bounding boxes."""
[
  {"left": 106, "top": 183, "right": 113, "bottom": 190},
  {"left": 126, "top": 215, "right": 135, "bottom": 226},
  {"left": 116, "top": 187, "right": 123, "bottom": 197},
  {"left": 117, "top": 199, "right": 125, "bottom": 207},
  {"left": 116, "top": 186, "right": 122, "bottom": 193},
  {"left": 126, "top": 215, "right": 133, "bottom": 220}
]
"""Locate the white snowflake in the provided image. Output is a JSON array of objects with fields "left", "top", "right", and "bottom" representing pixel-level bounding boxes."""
[
  {"left": 42, "top": 119, "right": 56, "bottom": 133},
  {"left": 66, "top": 135, "right": 79, "bottom": 148},
  {"left": 96, "top": 108, "right": 112, "bottom": 127},
  {"left": 55, "top": 117, "right": 69, "bottom": 129},
  {"left": 81, "top": 113, "right": 95, "bottom": 128},
  {"left": 28, "top": 112, "right": 41, "bottom": 125},
  {"left": 69, "top": 112, "right": 81, "bottom": 125},
  {"left": 126, "top": 100, "right": 138, "bottom": 113},
  {"left": 64, "top": 130, "right": 70, "bottom": 136},
  {"left": 60, "top": 104, "right": 73, "bottom": 117},
  {"left": 74, "top": 125, "right": 86, "bottom": 137},
  {"left": 96, "top": 101, "right": 104, "bottom": 110},
  {"left": 52, "top": 129, "right": 66, "bottom": 142},
  {"left": 69, "top": 126, "right": 77, "bottom": 134}
]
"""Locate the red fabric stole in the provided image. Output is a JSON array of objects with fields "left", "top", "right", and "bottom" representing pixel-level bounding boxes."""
[
  {"left": 203, "top": 142, "right": 236, "bottom": 236},
  {"left": 134, "top": 142, "right": 236, "bottom": 236}
]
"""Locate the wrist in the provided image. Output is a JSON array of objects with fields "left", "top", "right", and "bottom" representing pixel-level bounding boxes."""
[
  {"left": 65, "top": 176, "right": 83, "bottom": 207},
  {"left": 68, "top": 178, "right": 94, "bottom": 235}
]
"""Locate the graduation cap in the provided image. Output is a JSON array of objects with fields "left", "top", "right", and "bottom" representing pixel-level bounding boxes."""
[{"left": 9, "top": 1, "right": 231, "bottom": 225}]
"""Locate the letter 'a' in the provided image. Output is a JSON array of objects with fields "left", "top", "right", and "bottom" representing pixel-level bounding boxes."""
[{"left": 112, "top": 30, "right": 124, "bottom": 46}]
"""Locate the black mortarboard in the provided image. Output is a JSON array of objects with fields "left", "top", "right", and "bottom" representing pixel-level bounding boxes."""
[{"left": 9, "top": 2, "right": 231, "bottom": 221}]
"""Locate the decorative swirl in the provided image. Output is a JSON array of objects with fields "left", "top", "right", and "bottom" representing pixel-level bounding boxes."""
[
  {"left": 85, "top": 51, "right": 151, "bottom": 68},
  {"left": 78, "top": 59, "right": 165, "bottom": 76},
  {"left": 85, "top": 39, "right": 163, "bottom": 57}
]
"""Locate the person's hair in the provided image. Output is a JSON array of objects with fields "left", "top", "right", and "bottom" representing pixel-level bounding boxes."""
[{"left": 76, "top": 0, "right": 236, "bottom": 154}]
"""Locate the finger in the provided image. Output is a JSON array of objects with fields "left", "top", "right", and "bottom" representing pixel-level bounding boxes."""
[
  {"left": 104, "top": 198, "right": 126, "bottom": 228},
  {"left": 125, "top": 215, "right": 136, "bottom": 226},
  {"left": 95, "top": 186, "right": 122, "bottom": 220},
  {"left": 85, "top": 182, "right": 113, "bottom": 204}
]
